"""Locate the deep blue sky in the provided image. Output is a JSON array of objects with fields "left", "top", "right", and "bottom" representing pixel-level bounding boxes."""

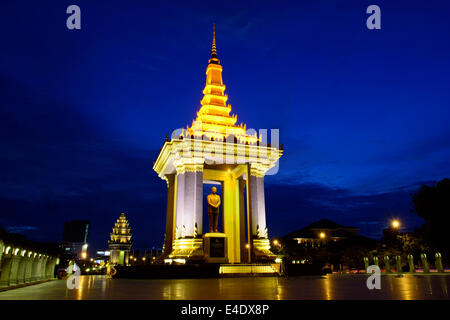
[{"left": 1, "top": 0, "right": 449, "bottom": 253}]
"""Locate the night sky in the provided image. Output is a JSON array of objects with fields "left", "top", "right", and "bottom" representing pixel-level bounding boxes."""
[{"left": 1, "top": 0, "right": 449, "bottom": 254}]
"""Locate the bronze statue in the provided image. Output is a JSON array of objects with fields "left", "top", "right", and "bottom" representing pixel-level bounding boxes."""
[{"left": 207, "top": 186, "right": 221, "bottom": 233}]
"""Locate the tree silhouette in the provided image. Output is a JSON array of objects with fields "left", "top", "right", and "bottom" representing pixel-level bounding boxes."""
[{"left": 412, "top": 178, "right": 450, "bottom": 261}]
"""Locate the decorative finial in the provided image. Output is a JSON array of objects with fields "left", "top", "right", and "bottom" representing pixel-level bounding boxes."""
[
  {"left": 209, "top": 23, "right": 220, "bottom": 64},
  {"left": 212, "top": 23, "right": 216, "bottom": 54}
]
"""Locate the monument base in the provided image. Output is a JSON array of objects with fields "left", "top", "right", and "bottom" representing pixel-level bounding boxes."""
[
  {"left": 168, "top": 238, "right": 204, "bottom": 261},
  {"left": 253, "top": 238, "right": 276, "bottom": 262},
  {"left": 204, "top": 233, "right": 228, "bottom": 263}
]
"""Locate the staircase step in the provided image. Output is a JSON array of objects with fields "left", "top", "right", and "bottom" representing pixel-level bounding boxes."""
[{"left": 219, "top": 263, "right": 280, "bottom": 276}]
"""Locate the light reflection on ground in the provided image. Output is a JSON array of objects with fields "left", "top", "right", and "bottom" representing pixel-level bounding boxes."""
[{"left": 0, "top": 274, "right": 449, "bottom": 300}]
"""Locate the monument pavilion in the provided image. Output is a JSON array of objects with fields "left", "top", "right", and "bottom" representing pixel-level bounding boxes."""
[
  {"left": 153, "top": 26, "right": 283, "bottom": 264},
  {"left": 108, "top": 213, "right": 132, "bottom": 266}
]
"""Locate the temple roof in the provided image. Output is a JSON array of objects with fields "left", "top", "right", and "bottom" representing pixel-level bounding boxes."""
[{"left": 182, "top": 25, "right": 258, "bottom": 144}]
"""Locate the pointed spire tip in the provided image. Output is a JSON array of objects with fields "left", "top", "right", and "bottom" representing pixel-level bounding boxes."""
[{"left": 209, "top": 23, "right": 220, "bottom": 64}]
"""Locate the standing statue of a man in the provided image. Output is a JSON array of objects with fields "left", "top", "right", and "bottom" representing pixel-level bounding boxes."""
[{"left": 207, "top": 186, "right": 221, "bottom": 233}]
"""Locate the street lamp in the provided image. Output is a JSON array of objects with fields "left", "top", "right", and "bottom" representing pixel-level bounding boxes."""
[
  {"left": 391, "top": 220, "right": 400, "bottom": 229},
  {"left": 273, "top": 239, "right": 279, "bottom": 246},
  {"left": 319, "top": 232, "right": 326, "bottom": 239}
]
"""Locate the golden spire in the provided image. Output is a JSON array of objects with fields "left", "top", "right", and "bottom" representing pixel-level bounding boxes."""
[
  {"left": 184, "top": 25, "right": 258, "bottom": 144},
  {"left": 209, "top": 23, "right": 220, "bottom": 65}
]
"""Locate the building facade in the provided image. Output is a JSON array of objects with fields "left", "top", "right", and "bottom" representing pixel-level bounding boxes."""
[
  {"left": 61, "top": 220, "right": 90, "bottom": 260},
  {"left": 286, "top": 219, "right": 359, "bottom": 247},
  {"left": 0, "top": 230, "right": 59, "bottom": 289}
]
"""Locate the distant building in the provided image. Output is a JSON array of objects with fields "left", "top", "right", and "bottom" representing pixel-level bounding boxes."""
[
  {"left": 0, "top": 228, "right": 59, "bottom": 289},
  {"left": 61, "top": 220, "right": 90, "bottom": 260},
  {"left": 284, "top": 219, "right": 359, "bottom": 247},
  {"left": 108, "top": 213, "right": 132, "bottom": 266},
  {"left": 94, "top": 250, "right": 110, "bottom": 265}
]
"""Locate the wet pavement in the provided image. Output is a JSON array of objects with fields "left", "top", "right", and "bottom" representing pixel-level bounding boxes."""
[{"left": 0, "top": 274, "right": 449, "bottom": 300}]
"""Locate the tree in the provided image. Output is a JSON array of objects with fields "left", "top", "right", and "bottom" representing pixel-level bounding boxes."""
[{"left": 412, "top": 178, "right": 450, "bottom": 261}]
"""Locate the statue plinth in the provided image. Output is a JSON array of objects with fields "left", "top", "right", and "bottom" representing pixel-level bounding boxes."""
[{"left": 203, "top": 233, "right": 228, "bottom": 263}]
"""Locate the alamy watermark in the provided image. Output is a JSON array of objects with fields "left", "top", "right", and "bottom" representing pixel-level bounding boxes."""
[
  {"left": 366, "top": 5, "right": 381, "bottom": 30},
  {"left": 66, "top": 263, "right": 80, "bottom": 289},
  {"left": 169, "top": 126, "right": 281, "bottom": 176},
  {"left": 366, "top": 265, "right": 381, "bottom": 290}
]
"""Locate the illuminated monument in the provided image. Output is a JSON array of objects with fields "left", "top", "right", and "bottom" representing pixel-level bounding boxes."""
[
  {"left": 108, "top": 213, "right": 132, "bottom": 266},
  {"left": 153, "top": 26, "right": 282, "bottom": 264}
]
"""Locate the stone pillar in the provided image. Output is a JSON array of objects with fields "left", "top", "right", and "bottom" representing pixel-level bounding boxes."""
[
  {"left": 16, "top": 254, "right": 26, "bottom": 284},
  {"left": 373, "top": 256, "right": 379, "bottom": 267},
  {"left": 239, "top": 179, "right": 247, "bottom": 263},
  {"left": 0, "top": 257, "right": 12, "bottom": 287},
  {"left": 162, "top": 174, "right": 176, "bottom": 257},
  {"left": 175, "top": 173, "right": 185, "bottom": 238},
  {"left": 175, "top": 169, "right": 203, "bottom": 238},
  {"left": 407, "top": 254, "right": 415, "bottom": 273},
  {"left": 223, "top": 173, "right": 239, "bottom": 263},
  {"left": 24, "top": 254, "right": 34, "bottom": 283},
  {"left": 435, "top": 252, "right": 444, "bottom": 273},
  {"left": 364, "top": 257, "right": 369, "bottom": 272},
  {"left": 384, "top": 256, "right": 391, "bottom": 273},
  {"left": 246, "top": 165, "right": 274, "bottom": 262},
  {"left": 395, "top": 256, "right": 402, "bottom": 274},
  {"left": 184, "top": 171, "right": 203, "bottom": 237},
  {"left": 45, "top": 257, "right": 56, "bottom": 279},
  {"left": 246, "top": 167, "right": 254, "bottom": 263},
  {"left": 30, "top": 256, "right": 39, "bottom": 282},
  {"left": 421, "top": 253, "right": 429, "bottom": 273},
  {"left": 35, "top": 256, "right": 43, "bottom": 281},
  {"left": 8, "top": 255, "right": 21, "bottom": 286},
  {"left": 124, "top": 250, "right": 130, "bottom": 266},
  {"left": 249, "top": 175, "right": 267, "bottom": 238},
  {"left": 0, "top": 240, "right": 3, "bottom": 270},
  {"left": 40, "top": 257, "right": 48, "bottom": 280}
]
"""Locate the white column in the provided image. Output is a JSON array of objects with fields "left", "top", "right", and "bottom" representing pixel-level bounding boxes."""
[
  {"left": 250, "top": 175, "right": 267, "bottom": 238},
  {"left": 175, "top": 171, "right": 203, "bottom": 238},
  {"left": 186, "top": 171, "right": 203, "bottom": 237},
  {"left": 175, "top": 173, "right": 185, "bottom": 238}
]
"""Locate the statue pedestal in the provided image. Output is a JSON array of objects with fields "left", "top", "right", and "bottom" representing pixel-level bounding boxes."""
[{"left": 203, "top": 233, "right": 228, "bottom": 263}]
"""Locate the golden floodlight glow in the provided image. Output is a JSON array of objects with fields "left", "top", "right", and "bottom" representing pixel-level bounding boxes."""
[
  {"left": 182, "top": 25, "right": 258, "bottom": 144},
  {"left": 81, "top": 252, "right": 87, "bottom": 259},
  {"left": 392, "top": 220, "right": 400, "bottom": 229},
  {"left": 319, "top": 232, "right": 326, "bottom": 239},
  {"left": 273, "top": 240, "right": 279, "bottom": 246}
]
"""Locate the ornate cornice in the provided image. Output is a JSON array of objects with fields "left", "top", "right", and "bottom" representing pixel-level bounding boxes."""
[{"left": 153, "top": 138, "right": 282, "bottom": 181}]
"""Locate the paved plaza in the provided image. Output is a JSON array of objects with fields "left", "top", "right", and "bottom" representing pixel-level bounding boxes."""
[{"left": 0, "top": 274, "right": 449, "bottom": 300}]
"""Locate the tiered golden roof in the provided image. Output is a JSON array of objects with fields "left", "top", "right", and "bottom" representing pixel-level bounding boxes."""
[
  {"left": 183, "top": 24, "right": 258, "bottom": 144},
  {"left": 109, "top": 213, "right": 132, "bottom": 244}
]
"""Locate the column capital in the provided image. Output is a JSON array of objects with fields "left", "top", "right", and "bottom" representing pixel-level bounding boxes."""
[
  {"left": 162, "top": 174, "right": 175, "bottom": 189},
  {"left": 174, "top": 160, "right": 204, "bottom": 175},
  {"left": 249, "top": 163, "right": 267, "bottom": 177}
]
